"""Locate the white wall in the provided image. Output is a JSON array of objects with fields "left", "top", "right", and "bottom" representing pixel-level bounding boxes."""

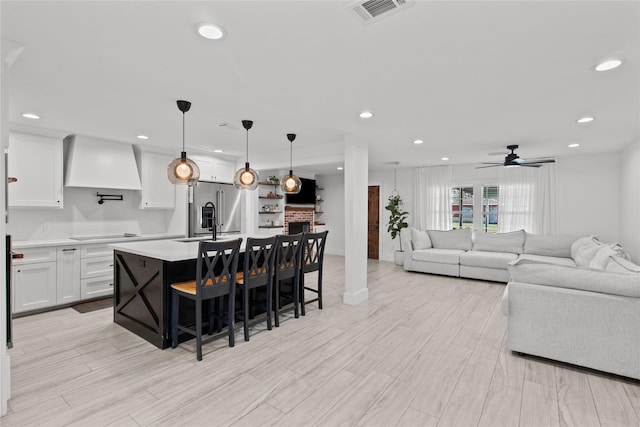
[
  {"left": 7, "top": 186, "right": 172, "bottom": 241},
  {"left": 620, "top": 140, "right": 640, "bottom": 262},
  {"left": 556, "top": 153, "right": 620, "bottom": 243},
  {"left": 320, "top": 152, "right": 622, "bottom": 262},
  {"left": 316, "top": 174, "right": 345, "bottom": 256}
]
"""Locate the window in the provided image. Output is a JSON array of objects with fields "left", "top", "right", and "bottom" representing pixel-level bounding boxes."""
[
  {"left": 451, "top": 185, "right": 500, "bottom": 233},
  {"left": 451, "top": 186, "right": 474, "bottom": 230},
  {"left": 482, "top": 186, "right": 499, "bottom": 234}
]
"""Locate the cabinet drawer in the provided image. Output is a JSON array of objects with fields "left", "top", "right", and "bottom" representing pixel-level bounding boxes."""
[
  {"left": 12, "top": 247, "right": 57, "bottom": 265},
  {"left": 81, "top": 256, "right": 113, "bottom": 279},
  {"left": 81, "top": 276, "right": 113, "bottom": 299},
  {"left": 80, "top": 244, "right": 113, "bottom": 258}
]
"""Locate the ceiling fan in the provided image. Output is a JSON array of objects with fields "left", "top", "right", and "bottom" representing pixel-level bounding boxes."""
[{"left": 476, "top": 145, "right": 555, "bottom": 169}]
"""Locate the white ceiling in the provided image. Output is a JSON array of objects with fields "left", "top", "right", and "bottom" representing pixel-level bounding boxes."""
[{"left": 2, "top": 1, "right": 639, "bottom": 175}]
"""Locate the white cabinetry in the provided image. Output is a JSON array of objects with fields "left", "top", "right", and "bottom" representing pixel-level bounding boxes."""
[
  {"left": 56, "top": 247, "right": 81, "bottom": 304},
  {"left": 80, "top": 244, "right": 113, "bottom": 299},
  {"left": 12, "top": 248, "right": 58, "bottom": 314},
  {"left": 191, "top": 155, "right": 235, "bottom": 183},
  {"left": 135, "top": 149, "right": 176, "bottom": 209},
  {"left": 8, "top": 133, "right": 63, "bottom": 208}
]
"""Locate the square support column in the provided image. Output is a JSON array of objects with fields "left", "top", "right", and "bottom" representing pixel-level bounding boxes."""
[{"left": 343, "top": 136, "right": 369, "bottom": 305}]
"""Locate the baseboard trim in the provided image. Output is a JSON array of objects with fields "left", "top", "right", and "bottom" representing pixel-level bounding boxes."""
[{"left": 343, "top": 288, "right": 369, "bottom": 305}]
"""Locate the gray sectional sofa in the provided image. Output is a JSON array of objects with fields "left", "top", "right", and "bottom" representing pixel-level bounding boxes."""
[
  {"left": 400, "top": 227, "right": 576, "bottom": 282},
  {"left": 402, "top": 228, "right": 640, "bottom": 380}
]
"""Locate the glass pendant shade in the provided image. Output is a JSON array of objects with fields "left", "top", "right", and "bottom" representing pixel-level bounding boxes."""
[
  {"left": 168, "top": 151, "right": 200, "bottom": 185},
  {"left": 281, "top": 170, "right": 301, "bottom": 194},
  {"left": 233, "top": 162, "right": 259, "bottom": 190},
  {"left": 281, "top": 133, "right": 302, "bottom": 194},
  {"left": 168, "top": 100, "right": 199, "bottom": 185},
  {"left": 234, "top": 120, "right": 259, "bottom": 190}
]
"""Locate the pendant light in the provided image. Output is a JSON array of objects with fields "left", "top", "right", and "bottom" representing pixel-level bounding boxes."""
[
  {"left": 281, "top": 133, "right": 302, "bottom": 194},
  {"left": 167, "top": 100, "right": 200, "bottom": 185},
  {"left": 233, "top": 120, "right": 259, "bottom": 190}
]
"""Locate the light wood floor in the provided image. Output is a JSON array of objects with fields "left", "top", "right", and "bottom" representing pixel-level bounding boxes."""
[{"left": 4, "top": 255, "right": 640, "bottom": 426}]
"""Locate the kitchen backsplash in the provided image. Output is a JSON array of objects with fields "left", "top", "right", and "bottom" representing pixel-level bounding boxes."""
[{"left": 7, "top": 187, "right": 174, "bottom": 241}]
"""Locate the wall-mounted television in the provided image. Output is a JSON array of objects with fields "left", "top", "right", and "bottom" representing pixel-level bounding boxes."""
[{"left": 285, "top": 178, "right": 316, "bottom": 205}]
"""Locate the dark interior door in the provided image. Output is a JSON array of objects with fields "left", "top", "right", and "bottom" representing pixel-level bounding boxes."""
[{"left": 368, "top": 186, "right": 380, "bottom": 259}]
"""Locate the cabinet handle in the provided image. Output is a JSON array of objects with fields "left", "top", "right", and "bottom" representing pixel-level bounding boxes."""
[
  {"left": 109, "top": 283, "right": 113, "bottom": 287},
  {"left": 109, "top": 264, "right": 113, "bottom": 267},
  {"left": 62, "top": 248, "right": 77, "bottom": 252}
]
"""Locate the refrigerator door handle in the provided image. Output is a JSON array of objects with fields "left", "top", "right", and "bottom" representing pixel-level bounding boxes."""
[{"left": 218, "top": 190, "right": 225, "bottom": 227}]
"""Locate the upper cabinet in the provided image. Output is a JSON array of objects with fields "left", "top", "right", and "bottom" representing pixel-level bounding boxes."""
[
  {"left": 8, "top": 133, "right": 63, "bottom": 208},
  {"left": 191, "top": 155, "right": 235, "bottom": 183},
  {"left": 134, "top": 149, "right": 176, "bottom": 209}
]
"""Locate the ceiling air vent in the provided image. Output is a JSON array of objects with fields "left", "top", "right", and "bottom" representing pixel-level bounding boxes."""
[{"left": 349, "top": 0, "right": 415, "bottom": 24}]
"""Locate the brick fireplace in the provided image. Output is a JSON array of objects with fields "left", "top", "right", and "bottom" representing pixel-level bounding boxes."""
[{"left": 284, "top": 206, "right": 315, "bottom": 235}]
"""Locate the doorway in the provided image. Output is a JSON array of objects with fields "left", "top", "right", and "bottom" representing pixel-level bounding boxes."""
[{"left": 368, "top": 186, "right": 380, "bottom": 259}]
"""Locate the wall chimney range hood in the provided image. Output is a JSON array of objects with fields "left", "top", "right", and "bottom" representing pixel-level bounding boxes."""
[{"left": 64, "top": 135, "right": 142, "bottom": 190}]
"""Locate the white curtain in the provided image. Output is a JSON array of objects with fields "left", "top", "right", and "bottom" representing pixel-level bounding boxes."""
[
  {"left": 498, "top": 162, "right": 557, "bottom": 234},
  {"left": 414, "top": 165, "right": 452, "bottom": 230}
]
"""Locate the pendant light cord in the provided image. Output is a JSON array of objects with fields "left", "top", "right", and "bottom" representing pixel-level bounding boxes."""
[
  {"left": 289, "top": 141, "right": 293, "bottom": 171},
  {"left": 392, "top": 169, "right": 399, "bottom": 196},
  {"left": 246, "top": 129, "right": 249, "bottom": 163}
]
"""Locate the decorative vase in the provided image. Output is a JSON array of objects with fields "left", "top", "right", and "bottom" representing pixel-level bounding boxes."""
[{"left": 394, "top": 250, "right": 404, "bottom": 266}]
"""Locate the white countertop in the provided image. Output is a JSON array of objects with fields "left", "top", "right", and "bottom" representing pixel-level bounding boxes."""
[
  {"left": 13, "top": 233, "right": 184, "bottom": 249},
  {"left": 109, "top": 233, "right": 246, "bottom": 262}
]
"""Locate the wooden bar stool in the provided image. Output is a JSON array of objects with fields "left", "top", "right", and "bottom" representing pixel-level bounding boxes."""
[
  {"left": 273, "top": 233, "right": 303, "bottom": 327},
  {"left": 170, "top": 238, "right": 242, "bottom": 361},
  {"left": 236, "top": 236, "right": 276, "bottom": 341},
  {"left": 300, "top": 231, "right": 328, "bottom": 316}
]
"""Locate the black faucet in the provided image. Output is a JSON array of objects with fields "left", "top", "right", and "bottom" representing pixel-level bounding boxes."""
[{"left": 203, "top": 201, "right": 217, "bottom": 241}]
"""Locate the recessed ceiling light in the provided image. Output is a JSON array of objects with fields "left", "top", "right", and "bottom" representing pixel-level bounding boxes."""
[
  {"left": 568, "top": 143, "right": 581, "bottom": 148},
  {"left": 359, "top": 111, "right": 374, "bottom": 119},
  {"left": 576, "top": 116, "right": 595, "bottom": 124},
  {"left": 337, "top": 166, "right": 344, "bottom": 170},
  {"left": 196, "top": 23, "right": 226, "bottom": 40},
  {"left": 22, "top": 113, "right": 40, "bottom": 119},
  {"left": 413, "top": 139, "right": 424, "bottom": 145},
  {"left": 136, "top": 135, "right": 149, "bottom": 140},
  {"left": 441, "top": 157, "right": 449, "bottom": 161},
  {"left": 214, "top": 149, "right": 223, "bottom": 153},
  {"left": 594, "top": 59, "right": 622, "bottom": 71}
]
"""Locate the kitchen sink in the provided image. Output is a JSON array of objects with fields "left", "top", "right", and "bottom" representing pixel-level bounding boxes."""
[{"left": 70, "top": 233, "right": 138, "bottom": 241}]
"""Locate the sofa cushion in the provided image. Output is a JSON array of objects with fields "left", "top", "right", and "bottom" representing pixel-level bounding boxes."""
[
  {"left": 524, "top": 233, "right": 575, "bottom": 258},
  {"left": 517, "top": 254, "right": 576, "bottom": 267},
  {"left": 411, "top": 228, "right": 432, "bottom": 250},
  {"left": 428, "top": 228, "right": 472, "bottom": 251},
  {"left": 412, "top": 248, "right": 465, "bottom": 265},
  {"left": 571, "top": 236, "right": 603, "bottom": 267},
  {"left": 473, "top": 230, "right": 525, "bottom": 254},
  {"left": 460, "top": 250, "right": 518, "bottom": 270},
  {"left": 508, "top": 258, "right": 640, "bottom": 298}
]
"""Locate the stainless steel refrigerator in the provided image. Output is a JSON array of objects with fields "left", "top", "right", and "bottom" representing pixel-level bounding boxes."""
[{"left": 189, "top": 182, "right": 242, "bottom": 237}]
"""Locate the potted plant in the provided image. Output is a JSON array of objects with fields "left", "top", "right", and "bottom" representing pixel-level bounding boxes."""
[{"left": 385, "top": 193, "right": 409, "bottom": 266}]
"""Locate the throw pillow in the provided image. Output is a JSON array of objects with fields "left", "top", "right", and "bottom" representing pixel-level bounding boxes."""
[
  {"left": 473, "top": 230, "right": 525, "bottom": 254},
  {"left": 427, "top": 228, "right": 472, "bottom": 251},
  {"left": 571, "top": 235, "right": 603, "bottom": 267},
  {"left": 589, "top": 245, "right": 617, "bottom": 270},
  {"left": 411, "top": 228, "right": 432, "bottom": 250}
]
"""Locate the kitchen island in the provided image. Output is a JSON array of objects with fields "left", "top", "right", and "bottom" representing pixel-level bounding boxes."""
[{"left": 109, "top": 234, "right": 247, "bottom": 349}]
